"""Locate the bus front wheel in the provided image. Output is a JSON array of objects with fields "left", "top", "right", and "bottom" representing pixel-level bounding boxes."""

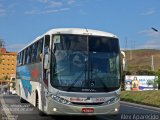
[
  {"left": 19, "top": 85, "right": 26, "bottom": 103},
  {"left": 35, "top": 91, "right": 46, "bottom": 116}
]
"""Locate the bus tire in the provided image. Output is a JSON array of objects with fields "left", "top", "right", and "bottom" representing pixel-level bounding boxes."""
[
  {"left": 20, "top": 97, "right": 26, "bottom": 103},
  {"left": 35, "top": 90, "right": 46, "bottom": 116},
  {"left": 19, "top": 85, "right": 26, "bottom": 103}
]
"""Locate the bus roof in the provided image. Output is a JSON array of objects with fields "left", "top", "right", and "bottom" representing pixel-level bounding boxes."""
[
  {"left": 45, "top": 28, "right": 118, "bottom": 38},
  {"left": 18, "top": 28, "right": 118, "bottom": 53}
]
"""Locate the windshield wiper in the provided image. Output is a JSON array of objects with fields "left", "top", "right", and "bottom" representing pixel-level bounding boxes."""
[
  {"left": 90, "top": 56, "right": 110, "bottom": 92},
  {"left": 66, "top": 52, "right": 88, "bottom": 91},
  {"left": 99, "top": 77, "right": 110, "bottom": 92},
  {"left": 67, "top": 69, "right": 85, "bottom": 91},
  {"left": 67, "top": 55, "right": 88, "bottom": 91}
]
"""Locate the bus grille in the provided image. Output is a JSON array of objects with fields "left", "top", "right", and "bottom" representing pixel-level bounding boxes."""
[{"left": 71, "top": 102, "right": 104, "bottom": 105}]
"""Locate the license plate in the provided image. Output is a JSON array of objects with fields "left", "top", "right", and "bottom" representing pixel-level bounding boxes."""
[{"left": 82, "top": 108, "right": 94, "bottom": 113}]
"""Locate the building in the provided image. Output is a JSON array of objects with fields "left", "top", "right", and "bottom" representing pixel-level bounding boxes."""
[{"left": 0, "top": 48, "right": 17, "bottom": 80}]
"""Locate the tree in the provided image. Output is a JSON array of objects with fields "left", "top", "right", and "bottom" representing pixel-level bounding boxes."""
[
  {"left": 136, "top": 70, "right": 155, "bottom": 75},
  {"left": 3, "top": 75, "right": 9, "bottom": 80},
  {"left": 155, "top": 69, "right": 160, "bottom": 89},
  {"left": 0, "top": 39, "right": 5, "bottom": 64},
  {"left": 153, "top": 78, "right": 158, "bottom": 90},
  {"left": 0, "top": 52, "right": 2, "bottom": 64},
  {"left": 0, "top": 39, "right": 5, "bottom": 48},
  {"left": 121, "top": 70, "right": 132, "bottom": 91}
]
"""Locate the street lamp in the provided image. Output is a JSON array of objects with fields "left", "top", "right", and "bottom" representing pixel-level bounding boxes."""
[
  {"left": 150, "top": 27, "right": 159, "bottom": 71},
  {"left": 151, "top": 27, "right": 159, "bottom": 32}
]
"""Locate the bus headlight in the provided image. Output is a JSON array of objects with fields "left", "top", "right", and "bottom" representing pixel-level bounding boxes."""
[
  {"left": 50, "top": 95, "right": 70, "bottom": 105},
  {"left": 105, "top": 96, "right": 119, "bottom": 105}
]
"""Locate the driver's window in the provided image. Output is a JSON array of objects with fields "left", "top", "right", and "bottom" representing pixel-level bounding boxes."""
[{"left": 43, "top": 35, "right": 50, "bottom": 86}]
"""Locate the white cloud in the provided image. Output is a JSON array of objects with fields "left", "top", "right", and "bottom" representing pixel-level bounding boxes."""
[
  {"left": 25, "top": 8, "right": 39, "bottom": 15},
  {"left": 0, "top": 4, "right": 3, "bottom": 7},
  {"left": 141, "top": 8, "right": 155, "bottom": 16},
  {"left": 6, "top": 44, "right": 26, "bottom": 52},
  {"left": 67, "top": 0, "right": 76, "bottom": 5},
  {"left": 25, "top": 0, "right": 74, "bottom": 15},
  {"left": 8, "top": 3, "right": 17, "bottom": 9},
  {"left": 139, "top": 29, "right": 160, "bottom": 49},
  {"left": 143, "top": 39, "right": 160, "bottom": 49},
  {"left": 37, "top": 0, "right": 63, "bottom": 7},
  {"left": 25, "top": 8, "right": 70, "bottom": 15},
  {"left": 49, "top": 1, "right": 63, "bottom": 7},
  {"left": 0, "top": 4, "right": 6, "bottom": 16},
  {"left": 0, "top": 3, "right": 17, "bottom": 16},
  {"left": 139, "top": 29, "right": 160, "bottom": 37},
  {"left": 37, "top": 0, "right": 76, "bottom": 7},
  {"left": 41, "top": 8, "right": 70, "bottom": 14},
  {"left": 79, "top": 9, "right": 87, "bottom": 15},
  {"left": 37, "top": 0, "right": 48, "bottom": 3},
  {"left": 0, "top": 8, "right": 6, "bottom": 16}
]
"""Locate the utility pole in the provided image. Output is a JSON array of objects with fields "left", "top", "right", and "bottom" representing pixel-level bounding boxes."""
[
  {"left": 130, "top": 40, "right": 133, "bottom": 60},
  {"left": 151, "top": 55, "right": 154, "bottom": 71},
  {"left": 151, "top": 27, "right": 159, "bottom": 71},
  {"left": 125, "top": 37, "right": 128, "bottom": 50},
  {"left": 124, "top": 37, "right": 128, "bottom": 71}
]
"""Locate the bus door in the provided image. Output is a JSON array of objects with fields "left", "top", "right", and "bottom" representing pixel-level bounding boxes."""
[{"left": 43, "top": 35, "right": 50, "bottom": 87}]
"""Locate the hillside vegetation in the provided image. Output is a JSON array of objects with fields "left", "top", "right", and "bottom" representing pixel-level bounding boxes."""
[
  {"left": 121, "top": 91, "right": 160, "bottom": 107},
  {"left": 124, "top": 49, "right": 160, "bottom": 73}
]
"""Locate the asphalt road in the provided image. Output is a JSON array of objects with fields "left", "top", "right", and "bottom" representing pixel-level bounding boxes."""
[{"left": 0, "top": 95, "right": 160, "bottom": 120}]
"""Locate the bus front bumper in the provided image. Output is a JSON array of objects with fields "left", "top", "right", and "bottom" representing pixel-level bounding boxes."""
[{"left": 46, "top": 98, "right": 120, "bottom": 115}]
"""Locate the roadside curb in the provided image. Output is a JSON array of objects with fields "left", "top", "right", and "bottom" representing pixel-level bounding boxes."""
[{"left": 120, "top": 101, "right": 160, "bottom": 111}]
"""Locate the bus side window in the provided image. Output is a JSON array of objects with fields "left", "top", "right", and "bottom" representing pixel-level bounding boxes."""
[
  {"left": 34, "top": 43, "right": 38, "bottom": 62},
  {"left": 23, "top": 50, "right": 26, "bottom": 65},
  {"left": 28, "top": 46, "right": 32, "bottom": 64},
  {"left": 19, "top": 52, "right": 22, "bottom": 65},
  {"left": 26, "top": 48, "right": 30, "bottom": 64},
  {"left": 17, "top": 53, "right": 21, "bottom": 66},
  {"left": 30, "top": 45, "right": 33, "bottom": 63},
  {"left": 21, "top": 50, "right": 24, "bottom": 65},
  {"left": 37, "top": 39, "right": 43, "bottom": 62},
  {"left": 44, "top": 36, "right": 50, "bottom": 54},
  {"left": 31, "top": 43, "right": 37, "bottom": 63},
  {"left": 17, "top": 53, "right": 19, "bottom": 65},
  {"left": 25, "top": 48, "right": 28, "bottom": 64},
  {"left": 25, "top": 47, "right": 31, "bottom": 64}
]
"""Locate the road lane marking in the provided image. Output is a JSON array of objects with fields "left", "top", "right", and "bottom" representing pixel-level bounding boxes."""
[
  {"left": 121, "top": 104, "right": 160, "bottom": 114},
  {"left": 0, "top": 95, "right": 16, "bottom": 120}
]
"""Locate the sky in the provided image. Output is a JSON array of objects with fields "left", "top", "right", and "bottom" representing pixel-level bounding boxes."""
[{"left": 0, "top": 0, "right": 160, "bottom": 52}]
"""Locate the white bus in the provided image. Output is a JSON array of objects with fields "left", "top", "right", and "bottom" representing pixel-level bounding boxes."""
[{"left": 16, "top": 28, "right": 121, "bottom": 115}]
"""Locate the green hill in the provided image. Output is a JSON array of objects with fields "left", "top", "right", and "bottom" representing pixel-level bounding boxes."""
[{"left": 124, "top": 49, "right": 160, "bottom": 73}]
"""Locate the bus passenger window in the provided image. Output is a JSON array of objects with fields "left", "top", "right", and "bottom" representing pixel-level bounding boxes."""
[
  {"left": 37, "top": 39, "right": 43, "bottom": 62},
  {"left": 31, "top": 43, "right": 37, "bottom": 63},
  {"left": 20, "top": 51, "right": 24, "bottom": 65},
  {"left": 27, "top": 47, "right": 31, "bottom": 64},
  {"left": 18, "top": 53, "right": 21, "bottom": 66},
  {"left": 23, "top": 50, "right": 26, "bottom": 65}
]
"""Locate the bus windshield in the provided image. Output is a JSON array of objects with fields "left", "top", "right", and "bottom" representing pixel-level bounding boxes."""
[{"left": 51, "top": 35, "right": 120, "bottom": 92}]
